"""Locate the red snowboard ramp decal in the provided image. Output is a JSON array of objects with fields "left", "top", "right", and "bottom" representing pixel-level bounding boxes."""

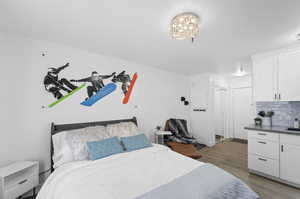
[{"left": 123, "top": 73, "right": 138, "bottom": 104}]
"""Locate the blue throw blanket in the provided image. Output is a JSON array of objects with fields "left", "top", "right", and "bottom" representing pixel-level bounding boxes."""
[{"left": 134, "top": 164, "right": 259, "bottom": 199}]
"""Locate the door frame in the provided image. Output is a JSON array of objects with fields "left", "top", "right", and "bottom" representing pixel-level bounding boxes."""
[
  {"left": 214, "top": 87, "right": 227, "bottom": 137},
  {"left": 231, "top": 86, "right": 252, "bottom": 139}
]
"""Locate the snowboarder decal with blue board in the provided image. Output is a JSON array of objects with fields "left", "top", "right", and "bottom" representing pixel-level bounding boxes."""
[
  {"left": 80, "top": 83, "right": 116, "bottom": 106},
  {"left": 71, "top": 71, "right": 117, "bottom": 106}
]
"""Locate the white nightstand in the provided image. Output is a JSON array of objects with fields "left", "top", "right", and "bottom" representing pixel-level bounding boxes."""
[
  {"left": 0, "top": 161, "right": 39, "bottom": 199},
  {"left": 155, "top": 131, "right": 172, "bottom": 144}
]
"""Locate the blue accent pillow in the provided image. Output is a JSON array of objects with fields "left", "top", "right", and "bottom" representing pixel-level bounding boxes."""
[
  {"left": 121, "top": 134, "right": 152, "bottom": 151},
  {"left": 87, "top": 137, "right": 124, "bottom": 160}
]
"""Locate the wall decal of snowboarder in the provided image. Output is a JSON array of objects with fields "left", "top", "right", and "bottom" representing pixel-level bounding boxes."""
[
  {"left": 44, "top": 63, "right": 78, "bottom": 99},
  {"left": 71, "top": 71, "right": 116, "bottom": 99},
  {"left": 43, "top": 63, "right": 86, "bottom": 108},
  {"left": 112, "top": 71, "right": 138, "bottom": 104},
  {"left": 42, "top": 62, "right": 138, "bottom": 107},
  {"left": 112, "top": 71, "right": 131, "bottom": 95},
  {"left": 71, "top": 71, "right": 117, "bottom": 106}
]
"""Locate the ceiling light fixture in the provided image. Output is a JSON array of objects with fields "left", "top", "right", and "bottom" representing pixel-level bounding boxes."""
[
  {"left": 170, "top": 12, "right": 200, "bottom": 42},
  {"left": 232, "top": 65, "right": 248, "bottom": 77}
]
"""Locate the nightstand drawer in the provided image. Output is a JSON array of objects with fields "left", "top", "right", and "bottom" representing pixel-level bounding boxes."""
[{"left": 5, "top": 174, "right": 38, "bottom": 199}]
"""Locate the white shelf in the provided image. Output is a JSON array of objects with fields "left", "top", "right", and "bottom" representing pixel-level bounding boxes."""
[{"left": 0, "top": 161, "right": 38, "bottom": 177}]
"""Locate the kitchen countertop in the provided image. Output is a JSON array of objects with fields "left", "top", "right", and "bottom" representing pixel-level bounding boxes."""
[{"left": 245, "top": 124, "right": 300, "bottom": 136}]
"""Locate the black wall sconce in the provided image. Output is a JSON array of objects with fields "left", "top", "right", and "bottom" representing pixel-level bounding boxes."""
[{"left": 180, "top": 97, "right": 189, "bottom": 106}]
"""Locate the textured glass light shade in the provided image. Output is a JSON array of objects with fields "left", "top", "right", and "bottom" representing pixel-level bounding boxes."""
[{"left": 170, "top": 13, "right": 199, "bottom": 41}]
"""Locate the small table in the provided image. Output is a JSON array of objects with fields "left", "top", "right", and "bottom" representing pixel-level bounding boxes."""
[
  {"left": 155, "top": 130, "right": 172, "bottom": 144},
  {"left": 0, "top": 161, "right": 39, "bottom": 199}
]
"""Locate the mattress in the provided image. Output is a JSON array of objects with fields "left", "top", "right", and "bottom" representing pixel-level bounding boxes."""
[{"left": 37, "top": 144, "right": 258, "bottom": 199}]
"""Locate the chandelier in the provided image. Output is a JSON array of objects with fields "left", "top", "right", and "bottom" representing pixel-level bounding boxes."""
[{"left": 170, "top": 12, "right": 200, "bottom": 42}]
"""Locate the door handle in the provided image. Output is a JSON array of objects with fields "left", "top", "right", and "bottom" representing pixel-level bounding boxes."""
[
  {"left": 258, "top": 133, "right": 266, "bottom": 136},
  {"left": 281, "top": 145, "right": 284, "bottom": 152},
  {"left": 258, "top": 141, "right": 266, "bottom": 144},
  {"left": 193, "top": 109, "right": 206, "bottom": 112},
  {"left": 18, "top": 179, "right": 28, "bottom": 185},
  {"left": 258, "top": 158, "right": 267, "bottom": 162}
]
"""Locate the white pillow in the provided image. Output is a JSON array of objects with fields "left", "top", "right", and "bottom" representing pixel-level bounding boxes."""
[
  {"left": 106, "top": 122, "right": 139, "bottom": 138},
  {"left": 52, "top": 126, "right": 108, "bottom": 168},
  {"left": 67, "top": 125, "right": 108, "bottom": 161},
  {"left": 52, "top": 128, "right": 84, "bottom": 169}
]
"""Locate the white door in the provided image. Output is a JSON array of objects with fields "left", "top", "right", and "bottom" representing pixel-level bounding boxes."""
[
  {"left": 190, "top": 75, "right": 214, "bottom": 146},
  {"left": 214, "top": 89, "right": 225, "bottom": 136},
  {"left": 278, "top": 50, "right": 300, "bottom": 101},
  {"left": 232, "top": 87, "right": 253, "bottom": 139},
  {"left": 280, "top": 143, "right": 300, "bottom": 184},
  {"left": 252, "top": 56, "right": 277, "bottom": 101}
]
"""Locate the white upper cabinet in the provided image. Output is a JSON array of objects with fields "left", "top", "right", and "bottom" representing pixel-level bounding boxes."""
[
  {"left": 278, "top": 50, "right": 300, "bottom": 101},
  {"left": 253, "top": 55, "right": 277, "bottom": 101},
  {"left": 252, "top": 45, "right": 300, "bottom": 102}
]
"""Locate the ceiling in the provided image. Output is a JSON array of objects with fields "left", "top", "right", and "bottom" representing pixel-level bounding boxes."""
[{"left": 1, "top": 0, "right": 300, "bottom": 75}]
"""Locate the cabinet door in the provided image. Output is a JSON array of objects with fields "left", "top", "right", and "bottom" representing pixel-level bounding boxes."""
[
  {"left": 278, "top": 50, "right": 300, "bottom": 101},
  {"left": 252, "top": 56, "right": 277, "bottom": 101},
  {"left": 280, "top": 143, "right": 300, "bottom": 184}
]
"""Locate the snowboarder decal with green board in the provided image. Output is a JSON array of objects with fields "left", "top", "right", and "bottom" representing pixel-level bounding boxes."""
[{"left": 43, "top": 63, "right": 85, "bottom": 108}]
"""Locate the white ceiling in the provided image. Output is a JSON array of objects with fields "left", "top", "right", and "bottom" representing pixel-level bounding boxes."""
[{"left": 1, "top": 0, "right": 300, "bottom": 74}]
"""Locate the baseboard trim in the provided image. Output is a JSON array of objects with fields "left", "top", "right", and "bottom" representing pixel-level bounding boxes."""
[
  {"left": 249, "top": 169, "right": 300, "bottom": 189},
  {"left": 231, "top": 138, "right": 248, "bottom": 144}
]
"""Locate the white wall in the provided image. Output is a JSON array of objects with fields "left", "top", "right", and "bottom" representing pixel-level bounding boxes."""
[{"left": 0, "top": 32, "right": 190, "bottom": 172}]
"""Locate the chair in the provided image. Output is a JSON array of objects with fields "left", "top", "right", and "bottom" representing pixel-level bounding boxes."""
[{"left": 164, "top": 119, "right": 203, "bottom": 159}]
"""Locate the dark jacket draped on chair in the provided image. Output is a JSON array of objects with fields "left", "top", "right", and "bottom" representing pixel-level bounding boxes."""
[{"left": 164, "top": 119, "right": 199, "bottom": 144}]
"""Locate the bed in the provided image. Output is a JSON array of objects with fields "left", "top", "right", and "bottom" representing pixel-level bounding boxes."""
[{"left": 37, "top": 117, "right": 259, "bottom": 199}]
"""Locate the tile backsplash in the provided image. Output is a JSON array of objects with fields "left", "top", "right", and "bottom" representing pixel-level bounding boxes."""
[{"left": 256, "top": 101, "right": 300, "bottom": 127}]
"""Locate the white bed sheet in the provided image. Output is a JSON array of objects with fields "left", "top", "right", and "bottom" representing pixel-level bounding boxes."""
[{"left": 37, "top": 144, "right": 205, "bottom": 199}]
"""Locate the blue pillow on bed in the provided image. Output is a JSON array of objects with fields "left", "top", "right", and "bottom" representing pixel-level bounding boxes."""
[
  {"left": 87, "top": 137, "right": 124, "bottom": 160},
  {"left": 121, "top": 134, "right": 152, "bottom": 151}
]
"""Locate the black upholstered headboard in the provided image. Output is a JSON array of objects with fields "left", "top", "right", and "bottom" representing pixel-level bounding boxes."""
[{"left": 50, "top": 117, "right": 138, "bottom": 172}]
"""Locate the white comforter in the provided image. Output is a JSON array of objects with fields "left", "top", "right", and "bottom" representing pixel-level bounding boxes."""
[{"left": 37, "top": 144, "right": 205, "bottom": 199}]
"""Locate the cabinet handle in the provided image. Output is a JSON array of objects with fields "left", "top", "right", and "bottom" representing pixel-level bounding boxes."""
[
  {"left": 279, "top": 94, "right": 281, "bottom": 100},
  {"left": 258, "top": 133, "right": 266, "bottom": 136},
  {"left": 258, "top": 158, "right": 267, "bottom": 162},
  {"left": 281, "top": 145, "right": 284, "bottom": 152},
  {"left": 275, "top": 94, "right": 277, "bottom": 100},
  {"left": 258, "top": 141, "right": 266, "bottom": 144},
  {"left": 18, "top": 179, "right": 28, "bottom": 185}
]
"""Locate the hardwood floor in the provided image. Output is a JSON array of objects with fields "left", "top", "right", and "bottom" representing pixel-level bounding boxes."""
[{"left": 198, "top": 139, "right": 300, "bottom": 199}]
